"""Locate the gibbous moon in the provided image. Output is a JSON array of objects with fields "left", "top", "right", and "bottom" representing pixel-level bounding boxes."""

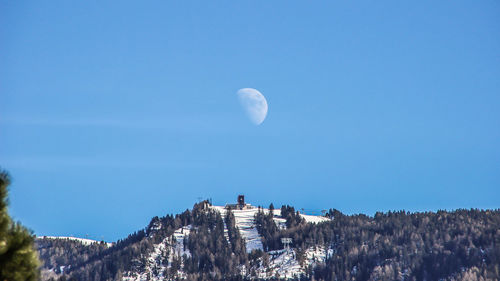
[{"left": 237, "top": 88, "right": 268, "bottom": 125}]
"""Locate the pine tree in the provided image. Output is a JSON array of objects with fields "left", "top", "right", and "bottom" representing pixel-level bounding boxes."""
[{"left": 0, "top": 170, "right": 40, "bottom": 281}]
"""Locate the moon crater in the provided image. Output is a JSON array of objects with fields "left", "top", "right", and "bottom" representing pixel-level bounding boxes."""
[{"left": 237, "top": 88, "right": 268, "bottom": 125}]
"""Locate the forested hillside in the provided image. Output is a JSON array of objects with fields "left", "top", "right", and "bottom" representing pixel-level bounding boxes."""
[
  {"left": 255, "top": 206, "right": 500, "bottom": 280},
  {"left": 37, "top": 201, "right": 500, "bottom": 281}
]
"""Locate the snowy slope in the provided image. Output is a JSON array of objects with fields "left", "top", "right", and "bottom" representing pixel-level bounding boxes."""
[
  {"left": 40, "top": 236, "right": 113, "bottom": 247},
  {"left": 122, "top": 204, "right": 331, "bottom": 280},
  {"left": 171, "top": 225, "right": 191, "bottom": 257},
  {"left": 210, "top": 205, "right": 264, "bottom": 252},
  {"left": 123, "top": 225, "right": 192, "bottom": 281},
  {"left": 300, "top": 213, "right": 330, "bottom": 223},
  {"left": 207, "top": 205, "right": 331, "bottom": 279},
  {"left": 255, "top": 246, "right": 332, "bottom": 279},
  {"left": 209, "top": 205, "right": 330, "bottom": 253}
]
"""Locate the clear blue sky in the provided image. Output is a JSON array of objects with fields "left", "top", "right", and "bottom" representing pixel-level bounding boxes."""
[{"left": 1, "top": 1, "right": 499, "bottom": 242}]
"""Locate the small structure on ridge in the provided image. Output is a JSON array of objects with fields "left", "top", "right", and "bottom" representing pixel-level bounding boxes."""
[{"left": 226, "top": 194, "right": 253, "bottom": 210}]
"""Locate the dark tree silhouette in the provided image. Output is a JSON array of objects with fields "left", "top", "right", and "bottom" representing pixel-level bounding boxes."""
[{"left": 0, "top": 169, "right": 40, "bottom": 281}]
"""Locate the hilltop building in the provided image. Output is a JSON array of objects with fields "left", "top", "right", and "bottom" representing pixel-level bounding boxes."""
[{"left": 225, "top": 195, "right": 253, "bottom": 210}]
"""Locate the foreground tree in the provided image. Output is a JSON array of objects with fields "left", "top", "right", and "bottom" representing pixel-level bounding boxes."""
[{"left": 0, "top": 170, "right": 39, "bottom": 281}]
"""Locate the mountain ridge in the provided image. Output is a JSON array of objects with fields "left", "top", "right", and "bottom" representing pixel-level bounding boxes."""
[{"left": 36, "top": 200, "right": 500, "bottom": 281}]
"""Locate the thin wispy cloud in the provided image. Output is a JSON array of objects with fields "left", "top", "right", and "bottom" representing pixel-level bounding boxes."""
[
  {"left": 1, "top": 116, "right": 173, "bottom": 130},
  {"left": 0, "top": 115, "right": 233, "bottom": 131}
]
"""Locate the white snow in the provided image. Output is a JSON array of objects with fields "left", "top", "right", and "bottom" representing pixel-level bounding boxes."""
[
  {"left": 305, "top": 246, "right": 332, "bottom": 264},
  {"left": 257, "top": 249, "right": 302, "bottom": 279},
  {"left": 40, "top": 202, "right": 333, "bottom": 281},
  {"left": 209, "top": 205, "right": 330, "bottom": 254},
  {"left": 300, "top": 213, "right": 330, "bottom": 224},
  {"left": 123, "top": 225, "right": 192, "bottom": 281},
  {"left": 122, "top": 238, "right": 168, "bottom": 281},
  {"left": 39, "top": 236, "right": 113, "bottom": 247},
  {"left": 255, "top": 246, "right": 331, "bottom": 279},
  {"left": 171, "top": 225, "right": 191, "bottom": 257},
  {"left": 98, "top": 203, "right": 331, "bottom": 280},
  {"left": 207, "top": 205, "right": 331, "bottom": 279},
  {"left": 210, "top": 206, "right": 264, "bottom": 252},
  {"left": 271, "top": 214, "right": 288, "bottom": 230}
]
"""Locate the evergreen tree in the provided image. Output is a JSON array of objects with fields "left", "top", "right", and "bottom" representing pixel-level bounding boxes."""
[
  {"left": 0, "top": 169, "right": 40, "bottom": 281},
  {"left": 268, "top": 203, "right": 274, "bottom": 217}
]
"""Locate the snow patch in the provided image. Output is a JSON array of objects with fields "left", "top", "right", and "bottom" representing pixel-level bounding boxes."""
[
  {"left": 39, "top": 236, "right": 112, "bottom": 247},
  {"left": 210, "top": 206, "right": 264, "bottom": 253},
  {"left": 257, "top": 250, "right": 302, "bottom": 279},
  {"left": 171, "top": 225, "right": 191, "bottom": 257},
  {"left": 255, "top": 246, "right": 330, "bottom": 279},
  {"left": 300, "top": 214, "right": 330, "bottom": 224},
  {"left": 123, "top": 225, "right": 192, "bottom": 281}
]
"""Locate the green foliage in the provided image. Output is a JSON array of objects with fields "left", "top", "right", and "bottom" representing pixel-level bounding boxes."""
[{"left": 0, "top": 170, "right": 40, "bottom": 281}]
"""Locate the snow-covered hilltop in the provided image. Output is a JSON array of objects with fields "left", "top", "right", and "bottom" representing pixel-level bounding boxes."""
[
  {"left": 36, "top": 199, "right": 500, "bottom": 281},
  {"left": 39, "top": 198, "right": 333, "bottom": 280},
  {"left": 121, "top": 198, "right": 332, "bottom": 280}
]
